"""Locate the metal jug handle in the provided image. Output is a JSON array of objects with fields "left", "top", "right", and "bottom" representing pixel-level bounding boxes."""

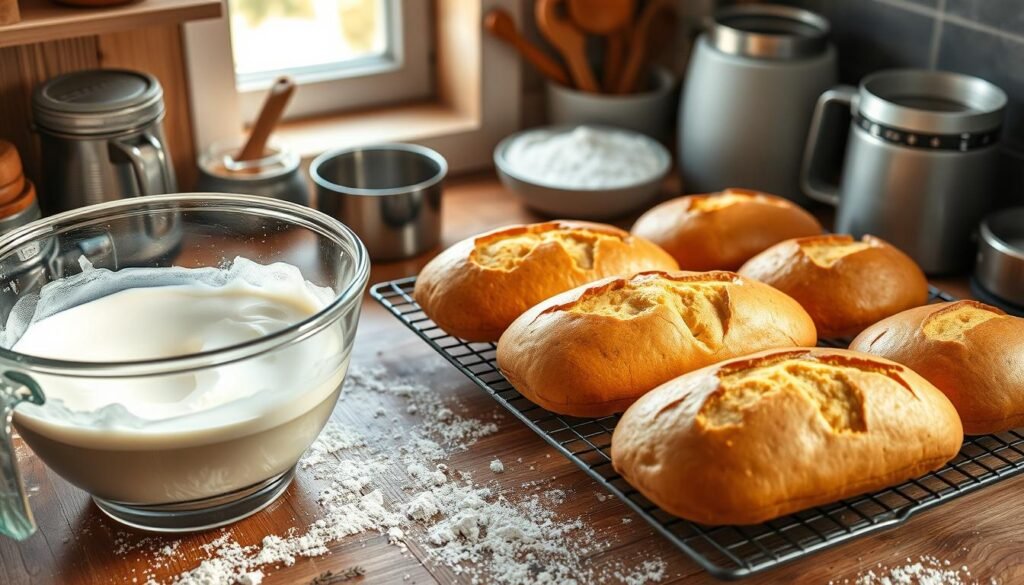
[
  {"left": 0, "top": 371, "right": 44, "bottom": 541},
  {"left": 801, "top": 85, "right": 857, "bottom": 206},
  {"left": 112, "top": 132, "right": 178, "bottom": 196}
]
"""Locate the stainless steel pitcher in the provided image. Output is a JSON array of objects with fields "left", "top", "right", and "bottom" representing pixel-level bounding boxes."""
[
  {"left": 802, "top": 69, "right": 1007, "bottom": 274},
  {"left": 33, "top": 69, "right": 177, "bottom": 213}
]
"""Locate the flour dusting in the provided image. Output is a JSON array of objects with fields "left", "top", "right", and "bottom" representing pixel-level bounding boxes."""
[
  {"left": 828, "top": 555, "right": 997, "bottom": 585},
  {"left": 120, "top": 363, "right": 667, "bottom": 585}
]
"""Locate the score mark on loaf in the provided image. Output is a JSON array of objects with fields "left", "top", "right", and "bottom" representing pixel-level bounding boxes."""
[{"left": 495, "top": 271, "right": 817, "bottom": 417}]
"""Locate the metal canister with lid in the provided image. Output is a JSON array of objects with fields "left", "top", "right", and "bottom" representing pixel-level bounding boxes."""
[
  {"left": 32, "top": 69, "right": 178, "bottom": 214},
  {"left": 32, "top": 69, "right": 181, "bottom": 268},
  {"left": 678, "top": 4, "right": 838, "bottom": 203}
]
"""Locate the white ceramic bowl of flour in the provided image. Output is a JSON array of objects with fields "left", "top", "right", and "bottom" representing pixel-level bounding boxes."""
[{"left": 494, "top": 125, "right": 671, "bottom": 220}]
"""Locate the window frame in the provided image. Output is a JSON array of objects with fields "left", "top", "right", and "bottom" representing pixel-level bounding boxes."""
[{"left": 183, "top": 0, "right": 523, "bottom": 173}]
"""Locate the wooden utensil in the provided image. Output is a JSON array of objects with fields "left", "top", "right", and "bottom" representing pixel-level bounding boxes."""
[
  {"left": 535, "top": 0, "right": 599, "bottom": 93},
  {"left": 565, "top": 0, "right": 635, "bottom": 93},
  {"left": 236, "top": 76, "right": 296, "bottom": 163},
  {"left": 485, "top": 9, "right": 570, "bottom": 87},
  {"left": 603, "top": 30, "right": 627, "bottom": 92},
  {"left": 615, "top": 0, "right": 675, "bottom": 94},
  {"left": 567, "top": 0, "right": 634, "bottom": 35}
]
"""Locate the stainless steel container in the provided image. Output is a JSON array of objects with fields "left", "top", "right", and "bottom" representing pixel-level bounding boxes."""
[
  {"left": 974, "top": 207, "right": 1024, "bottom": 311},
  {"left": 310, "top": 144, "right": 445, "bottom": 261},
  {"left": 32, "top": 69, "right": 181, "bottom": 267},
  {"left": 679, "top": 4, "right": 837, "bottom": 203},
  {"left": 33, "top": 69, "right": 177, "bottom": 213},
  {"left": 803, "top": 69, "right": 1007, "bottom": 274},
  {"left": 196, "top": 141, "right": 310, "bottom": 206}
]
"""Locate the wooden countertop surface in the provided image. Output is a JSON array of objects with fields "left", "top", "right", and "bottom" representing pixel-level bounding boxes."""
[{"left": 2, "top": 173, "right": 1017, "bottom": 585}]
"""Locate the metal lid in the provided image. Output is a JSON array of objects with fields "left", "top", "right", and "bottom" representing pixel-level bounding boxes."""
[
  {"left": 856, "top": 69, "right": 1007, "bottom": 134},
  {"left": 710, "top": 4, "right": 830, "bottom": 60},
  {"left": 32, "top": 69, "right": 164, "bottom": 135}
]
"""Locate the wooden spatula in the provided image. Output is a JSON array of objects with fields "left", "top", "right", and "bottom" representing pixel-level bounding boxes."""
[
  {"left": 567, "top": 0, "right": 635, "bottom": 93},
  {"left": 567, "top": 0, "right": 634, "bottom": 35},
  {"left": 236, "top": 76, "right": 296, "bottom": 163},
  {"left": 615, "top": 0, "right": 675, "bottom": 94},
  {"left": 485, "top": 9, "right": 570, "bottom": 87},
  {"left": 536, "top": 0, "right": 599, "bottom": 93}
]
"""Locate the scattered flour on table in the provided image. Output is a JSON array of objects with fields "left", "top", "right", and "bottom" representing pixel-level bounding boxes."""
[
  {"left": 828, "top": 555, "right": 997, "bottom": 585},
  {"left": 614, "top": 559, "right": 668, "bottom": 585},
  {"left": 125, "top": 363, "right": 666, "bottom": 585},
  {"left": 298, "top": 425, "right": 365, "bottom": 469},
  {"left": 490, "top": 458, "right": 504, "bottom": 473}
]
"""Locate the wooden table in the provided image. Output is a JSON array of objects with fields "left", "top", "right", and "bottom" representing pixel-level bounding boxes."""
[{"left": 2, "top": 174, "right": 1018, "bottom": 585}]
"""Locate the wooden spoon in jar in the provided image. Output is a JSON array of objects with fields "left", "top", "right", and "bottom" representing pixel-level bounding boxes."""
[
  {"left": 536, "top": 0, "right": 599, "bottom": 93},
  {"left": 236, "top": 76, "right": 296, "bottom": 163},
  {"left": 567, "top": 0, "right": 635, "bottom": 93},
  {"left": 485, "top": 9, "right": 570, "bottom": 87},
  {"left": 615, "top": 0, "right": 675, "bottom": 94}
]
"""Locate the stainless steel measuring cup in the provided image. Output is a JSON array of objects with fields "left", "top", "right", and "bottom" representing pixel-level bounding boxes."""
[{"left": 310, "top": 144, "right": 446, "bottom": 261}]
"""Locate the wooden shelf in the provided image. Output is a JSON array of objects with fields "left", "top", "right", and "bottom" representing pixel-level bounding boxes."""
[{"left": 0, "top": 0, "right": 221, "bottom": 49}]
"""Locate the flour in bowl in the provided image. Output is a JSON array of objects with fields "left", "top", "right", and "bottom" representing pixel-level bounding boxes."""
[{"left": 503, "top": 126, "right": 667, "bottom": 189}]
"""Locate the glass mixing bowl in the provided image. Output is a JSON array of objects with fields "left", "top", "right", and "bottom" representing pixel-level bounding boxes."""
[{"left": 0, "top": 194, "right": 369, "bottom": 539}]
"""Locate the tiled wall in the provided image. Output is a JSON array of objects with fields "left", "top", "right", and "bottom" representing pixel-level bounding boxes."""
[
  {"left": 778, "top": 0, "right": 1024, "bottom": 206},
  {"left": 515, "top": 0, "right": 1024, "bottom": 204}
]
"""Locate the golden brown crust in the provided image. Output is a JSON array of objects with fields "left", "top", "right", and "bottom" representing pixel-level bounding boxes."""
[
  {"left": 495, "top": 271, "right": 817, "bottom": 417},
  {"left": 413, "top": 221, "right": 679, "bottom": 341},
  {"left": 611, "top": 347, "right": 963, "bottom": 525},
  {"left": 737, "top": 234, "right": 929, "bottom": 338},
  {"left": 850, "top": 301, "right": 1024, "bottom": 435},
  {"left": 630, "top": 188, "right": 823, "bottom": 271}
]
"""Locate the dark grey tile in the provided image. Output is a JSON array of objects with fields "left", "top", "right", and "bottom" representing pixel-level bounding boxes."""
[
  {"left": 821, "top": 0, "right": 938, "bottom": 83},
  {"left": 937, "top": 21, "right": 1024, "bottom": 150},
  {"left": 946, "top": 0, "right": 1024, "bottom": 38}
]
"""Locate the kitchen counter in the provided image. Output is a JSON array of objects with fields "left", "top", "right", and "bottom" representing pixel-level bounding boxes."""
[{"left": 1, "top": 173, "right": 1018, "bottom": 585}]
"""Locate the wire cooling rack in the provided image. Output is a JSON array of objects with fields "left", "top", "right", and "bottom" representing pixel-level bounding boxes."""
[{"left": 371, "top": 278, "right": 1024, "bottom": 580}]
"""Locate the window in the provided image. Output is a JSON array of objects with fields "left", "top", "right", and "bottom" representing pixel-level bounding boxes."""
[
  {"left": 188, "top": 0, "right": 432, "bottom": 125},
  {"left": 229, "top": 0, "right": 391, "bottom": 85},
  {"left": 184, "top": 0, "right": 522, "bottom": 173}
]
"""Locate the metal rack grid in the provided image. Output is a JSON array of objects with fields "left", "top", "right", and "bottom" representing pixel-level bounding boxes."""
[{"left": 371, "top": 277, "right": 1024, "bottom": 580}]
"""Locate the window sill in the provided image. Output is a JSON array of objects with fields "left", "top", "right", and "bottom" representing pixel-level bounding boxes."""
[{"left": 279, "top": 101, "right": 480, "bottom": 162}]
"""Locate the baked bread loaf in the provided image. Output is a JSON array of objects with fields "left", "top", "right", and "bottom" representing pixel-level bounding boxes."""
[
  {"left": 631, "top": 188, "right": 822, "bottom": 271},
  {"left": 738, "top": 234, "right": 929, "bottom": 338},
  {"left": 612, "top": 347, "right": 963, "bottom": 526},
  {"left": 496, "top": 270, "right": 817, "bottom": 417},
  {"left": 851, "top": 301, "right": 1024, "bottom": 435},
  {"left": 414, "top": 221, "right": 678, "bottom": 341}
]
